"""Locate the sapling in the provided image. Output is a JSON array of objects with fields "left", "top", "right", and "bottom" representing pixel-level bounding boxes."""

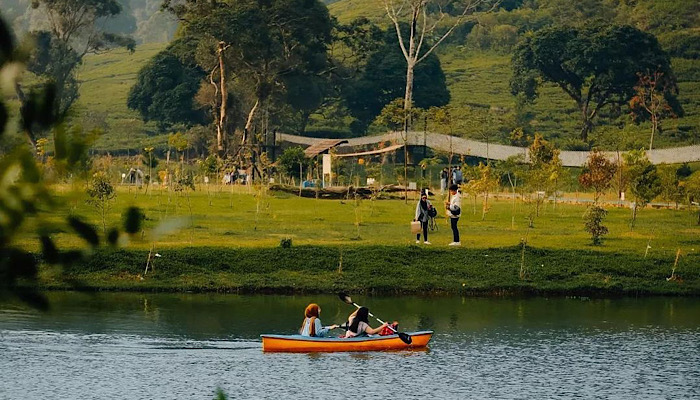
[{"left": 86, "top": 172, "right": 116, "bottom": 234}]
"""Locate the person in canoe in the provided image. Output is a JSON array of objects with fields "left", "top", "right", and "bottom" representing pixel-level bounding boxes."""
[
  {"left": 343, "top": 307, "right": 388, "bottom": 338},
  {"left": 300, "top": 303, "right": 339, "bottom": 337}
]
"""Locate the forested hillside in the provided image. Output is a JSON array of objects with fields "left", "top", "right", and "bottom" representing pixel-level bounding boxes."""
[{"left": 1, "top": 0, "right": 698, "bottom": 154}]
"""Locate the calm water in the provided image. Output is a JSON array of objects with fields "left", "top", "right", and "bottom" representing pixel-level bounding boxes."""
[{"left": 1, "top": 293, "right": 699, "bottom": 399}]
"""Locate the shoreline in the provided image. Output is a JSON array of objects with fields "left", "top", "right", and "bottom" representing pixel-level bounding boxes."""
[{"left": 30, "top": 245, "right": 700, "bottom": 297}]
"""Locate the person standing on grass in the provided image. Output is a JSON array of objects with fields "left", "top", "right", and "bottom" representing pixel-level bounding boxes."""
[
  {"left": 445, "top": 184, "right": 462, "bottom": 246},
  {"left": 440, "top": 168, "right": 449, "bottom": 194},
  {"left": 414, "top": 190, "right": 433, "bottom": 245}
]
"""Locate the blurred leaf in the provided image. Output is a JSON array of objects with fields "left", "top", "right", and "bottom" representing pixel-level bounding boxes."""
[
  {"left": 15, "top": 290, "right": 49, "bottom": 312},
  {"left": 0, "top": 17, "right": 13, "bottom": 64},
  {"left": 7, "top": 248, "right": 38, "bottom": 278},
  {"left": 40, "top": 235, "right": 59, "bottom": 264},
  {"left": 67, "top": 216, "right": 99, "bottom": 247},
  {"left": 122, "top": 206, "right": 144, "bottom": 234},
  {"left": 107, "top": 228, "right": 120, "bottom": 246},
  {"left": 20, "top": 83, "right": 57, "bottom": 133},
  {"left": 0, "top": 103, "right": 7, "bottom": 137}
]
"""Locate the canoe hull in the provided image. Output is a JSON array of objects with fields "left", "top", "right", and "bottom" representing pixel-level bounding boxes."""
[{"left": 261, "top": 331, "right": 433, "bottom": 352}]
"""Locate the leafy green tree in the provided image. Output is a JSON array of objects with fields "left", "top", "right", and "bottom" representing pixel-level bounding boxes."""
[
  {"left": 583, "top": 205, "right": 609, "bottom": 246},
  {"left": 163, "top": 0, "right": 333, "bottom": 152},
  {"left": 657, "top": 164, "right": 685, "bottom": 209},
  {"left": 86, "top": 172, "right": 116, "bottom": 234},
  {"left": 511, "top": 24, "right": 678, "bottom": 142},
  {"left": 278, "top": 147, "right": 309, "bottom": 181},
  {"left": 16, "top": 0, "right": 135, "bottom": 147},
  {"left": 527, "top": 134, "right": 561, "bottom": 217},
  {"left": 127, "top": 37, "right": 207, "bottom": 128},
  {"left": 623, "top": 149, "right": 662, "bottom": 228}
]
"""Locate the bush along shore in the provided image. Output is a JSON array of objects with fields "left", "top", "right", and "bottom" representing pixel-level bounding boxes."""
[{"left": 30, "top": 245, "right": 700, "bottom": 296}]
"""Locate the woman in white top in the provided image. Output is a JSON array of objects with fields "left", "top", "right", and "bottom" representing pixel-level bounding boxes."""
[
  {"left": 299, "top": 303, "right": 338, "bottom": 337},
  {"left": 445, "top": 184, "right": 462, "bottom": 246},
  {"left": 344, "top": 307, "right": 387, "bottom": 338}
]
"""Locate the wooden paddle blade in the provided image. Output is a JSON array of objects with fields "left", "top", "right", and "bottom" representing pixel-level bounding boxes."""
[
  {"left": 398, "top": 332, "right": 412, "bottom": 345},
  {"left": 338, "top": 292, "right": 353, "bottom": 304}
]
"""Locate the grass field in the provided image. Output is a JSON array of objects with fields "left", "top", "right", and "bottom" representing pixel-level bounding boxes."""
[
  {"left": 18, "top": 183, "right": 698, "bottom": 295},
  {"left": 17, "top": 184, "right": 699, "bottom": 254}
]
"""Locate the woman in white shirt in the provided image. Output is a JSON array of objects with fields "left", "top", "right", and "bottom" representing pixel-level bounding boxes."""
[
  {"left": 445, "top": 184, "right": 462, "bottom": 246},
  {"left": 299, "top": 303, "right": 338, "bottom": 337}
]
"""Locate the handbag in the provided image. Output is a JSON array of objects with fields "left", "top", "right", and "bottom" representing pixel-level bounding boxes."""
[{"left": 410, "top": 221, "right": 421, "bottom": 234}]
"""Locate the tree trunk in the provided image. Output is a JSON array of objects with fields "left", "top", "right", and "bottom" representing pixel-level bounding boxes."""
[
  {"left": 649, "top": 114, "right": 657, "bottom": 151},
  {"left": 217, "top": 42, "right": 228, "bottom": 153}
]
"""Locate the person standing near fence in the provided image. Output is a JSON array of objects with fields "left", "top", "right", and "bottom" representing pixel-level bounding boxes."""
[{"left": 445, "top": 184, "right": 462, "bottom": 246}]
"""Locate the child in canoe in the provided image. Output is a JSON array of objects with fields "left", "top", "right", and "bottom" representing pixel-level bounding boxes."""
[{"left": 300, "top": 303, "right": 339, "bottom": 337}]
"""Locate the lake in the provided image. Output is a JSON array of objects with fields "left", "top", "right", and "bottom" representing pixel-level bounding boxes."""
[{"left": 1, "top": 293, "right": 699, "bottom": 399}]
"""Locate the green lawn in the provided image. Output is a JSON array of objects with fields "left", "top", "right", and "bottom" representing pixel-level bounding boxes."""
[{"left": 20, "top": 184, "right": 700, "bottom": 259}]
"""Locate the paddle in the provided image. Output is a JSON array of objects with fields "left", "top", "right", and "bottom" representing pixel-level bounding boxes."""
[{"left": 338, "top": 292, "right": 412, "bottom": 345}]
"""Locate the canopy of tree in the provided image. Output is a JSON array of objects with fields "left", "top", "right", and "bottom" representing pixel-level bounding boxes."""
[
  {"left": 510, "top": 24, "right": 678, "bottom": 142},
  {"left": 127, "top": 37, "right": 208, "bottom": 128}
]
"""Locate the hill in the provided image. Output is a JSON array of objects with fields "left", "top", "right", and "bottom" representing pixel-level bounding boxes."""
[{"left": 3, "top": 0, "right": 698, "bottom": 153}]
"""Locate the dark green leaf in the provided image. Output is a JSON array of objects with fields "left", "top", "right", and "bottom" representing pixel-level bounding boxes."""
[
  {"left": 107, "top": 228, "right": 120, "bottom": 246},
  {"left": 122, "top": 206, "right": 144, "bottom": 234},
  {"left": 40, "top": 235, "right": 60, "bottom": 264},
  {"left": 67, "top": 216, "right": 100, "bottom": 246}
]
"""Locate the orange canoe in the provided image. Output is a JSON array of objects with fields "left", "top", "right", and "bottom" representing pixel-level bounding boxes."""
[{"left": 261, "top": 330, "right": 433, "bottom": 352}]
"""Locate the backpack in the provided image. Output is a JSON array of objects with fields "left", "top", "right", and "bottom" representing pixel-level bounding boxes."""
[{"left": 428, "top": 205, "right": 437, "bottom": 218}]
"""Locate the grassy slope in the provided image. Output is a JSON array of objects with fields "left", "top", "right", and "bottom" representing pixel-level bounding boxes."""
[
  {"left": 16, "top": 185, "right": 700, "bottom": 294},
  {"left": 75, "top": 43, "right": 168, "bottom": 152}
]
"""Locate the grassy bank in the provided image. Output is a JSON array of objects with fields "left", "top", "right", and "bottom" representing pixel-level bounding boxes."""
[
  {"left": 34, "top": 245, "right": 699, "bottom": 296},
  {"left": 16, "top": 185, "right": 700, "bottom": 296}
]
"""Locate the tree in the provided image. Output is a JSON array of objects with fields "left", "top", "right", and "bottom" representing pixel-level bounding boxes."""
[
  {"left": 164, "top": 0, "right": 333, "bottom": 154},
  {"left": 629, "top": 71, "right": 681, "bottom": 150},
  {"left": 685, "top": 171, "right": 700, "bottom": 225},
  {"left": 657, "top": 164, "right": 685, "bottom": 209},
  {"left": 17, "top": 0, "right": 135, "bottom": 148},
  {"left": 578, "top": 149, "right": 617, "bottom": 203},
  {"left": 623, "top": 149, "right": 662, "bottom": 228},
  {"left": 278, "top": 147, "right": 309, "bottom": 181},
  {"left": 583, "top": 205, "right": 609, "bottom": 246},
  {"left": 527, "top": 134, "right": 561, "bottom": 217},
  {"left": 127, "top": 37, "right": 208, "bottom": 128},
  {"left": 470, "top": 162, "right": 499, "bottom": 220},
  {"left": 86, "top": 172, "right": 116, "bottom": 234},
  {"left": 383, "top": 0, "right": 498, "bottom": 128},
  {"left": 344, "top": 28, "right": 449, "bottom": 134},
  {"left": 511, "top": 25, "right": 678, "bottom": 142}
]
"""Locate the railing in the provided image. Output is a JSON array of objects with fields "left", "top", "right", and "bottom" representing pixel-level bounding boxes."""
[{"left": 278, "top": 131, "right": 700, "bottom": 167}]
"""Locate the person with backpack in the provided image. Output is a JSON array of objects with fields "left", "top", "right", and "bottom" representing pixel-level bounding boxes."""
[
  {"left": 414, "top": 190, "right": 435, "bottom": 245},
  {"left": 445, "top": 184, "right": 462, "bottom": 246}
]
